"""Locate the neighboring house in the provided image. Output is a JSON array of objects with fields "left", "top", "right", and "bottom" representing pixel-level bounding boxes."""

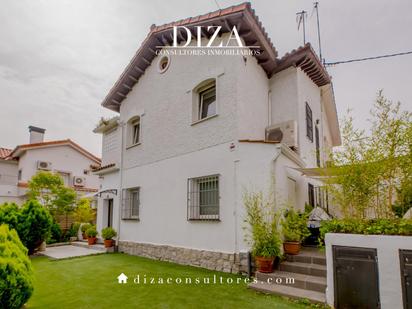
[
  {"left": 0, "top": 126, "right": 101, "bottom": 205},
  {"left": 93, "top": 3, "right": 341, "bottom": 273}
]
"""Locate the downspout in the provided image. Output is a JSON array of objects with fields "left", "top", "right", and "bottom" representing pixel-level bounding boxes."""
[{"left": 116, "top": 120, "right": 125, "bottom": 251}]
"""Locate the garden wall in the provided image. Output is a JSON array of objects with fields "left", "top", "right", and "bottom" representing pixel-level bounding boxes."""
[
  {"left": 325, "top": 233, "right": 412, "bottom": 308},
  {"left": 118, "top": 241, "right": 249, "bottom": 274}
]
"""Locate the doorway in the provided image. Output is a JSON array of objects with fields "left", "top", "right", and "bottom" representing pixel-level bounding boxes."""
[{"left": 106, "top": 199, "right": 113, "bottom": 228}]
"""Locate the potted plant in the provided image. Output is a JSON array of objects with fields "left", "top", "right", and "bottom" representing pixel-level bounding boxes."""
[
  {"left": 243, "top": 191, "right": 282, "bottom": 273},
  {"left": 101, "top": 227, "right": 117, "bottom": 248},
  {"left": 281, "top": 208, "right": 310, "bottom": 255},
  {"left": 85, "top": 226, "right": 98, "bottom": 245},
  {"left": 81, "top": 223, "right": 91, "bottom": 240}
]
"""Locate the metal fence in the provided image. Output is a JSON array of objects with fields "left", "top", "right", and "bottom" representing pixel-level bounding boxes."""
[{"left": 187, "top": 175, "right": 220, "bottom": 221}]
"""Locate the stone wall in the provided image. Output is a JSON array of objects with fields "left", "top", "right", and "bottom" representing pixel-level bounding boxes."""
[{"left": 118, "top": 241, "right": 250, "bottom": 274}]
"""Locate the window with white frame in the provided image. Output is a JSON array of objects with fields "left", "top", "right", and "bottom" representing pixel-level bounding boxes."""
[
  {"left": 187, "top": 175, "right": 219, "bottom": 220},
  {"left": 127, "top": 116, "right": 141, "bottom": 147},
  {"left": 306, "top": 102, "right": 313, "bottom": 142},
  {"left": 192, "top": 79, "right": 216, "bottom": 123},
  {"left": 122, "top": 187, "right": 140, "bottom": 220}
]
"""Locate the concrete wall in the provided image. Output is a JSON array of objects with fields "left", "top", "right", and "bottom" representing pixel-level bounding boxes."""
[
  {"left": 101, "top": 126, "right": 121, "bottom": 166},
  {"left": 325, "top": 233, "right": 412, "bottom": 309}
]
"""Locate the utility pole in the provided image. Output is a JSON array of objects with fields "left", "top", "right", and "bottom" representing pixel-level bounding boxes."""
[
  {"left": 314, "top": 2, "right": 323, "bottom": 62},
  {"left": 296, "top": 10, "right": 307, "bottom": 45}
]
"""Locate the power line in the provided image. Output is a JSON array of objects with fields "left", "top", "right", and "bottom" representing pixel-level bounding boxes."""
[
  {"left": 213, "top": 0, "right": 221, "bottom": 10},
  {"left": 325, "top": 50, "right": 412, "bottom": 66}
]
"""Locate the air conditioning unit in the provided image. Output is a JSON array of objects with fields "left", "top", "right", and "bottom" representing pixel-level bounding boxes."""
[
  {"left": 265, "top": 120, "right": 298, "bottom": 149},
  {"left": 73, "top": 176, "right": 86, "bottom": 187},
  {"left": 37, "top": 161, "right": 52, "bottom": 170}
]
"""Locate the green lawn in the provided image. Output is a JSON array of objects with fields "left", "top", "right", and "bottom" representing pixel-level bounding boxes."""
[{"left": 28, "top": 253, "right": 312, "bottom": 309}]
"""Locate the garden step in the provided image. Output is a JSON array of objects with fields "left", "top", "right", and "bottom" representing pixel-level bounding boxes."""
[
  {"left": 256, "top": 271, "right": 326, "bottom": 293},
  {"left": 286, "top": 251, "right": 326, "bottom": 266},
  {"left": 248, "top": 281, "right": 326, "bottom": 304},
  {"left": 279, "top": 261, "right": 326, "bottom": 278},
  {"left": 71, "top": 241, "right": 113, "bottom": 252}
]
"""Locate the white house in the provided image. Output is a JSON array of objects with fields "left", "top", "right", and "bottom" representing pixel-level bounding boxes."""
[
  {"left": 93, "top": 3, "right": 341, "bottom": 273},
  {"left": 0, "top": 126, "right": 101, "bottom": 205}
]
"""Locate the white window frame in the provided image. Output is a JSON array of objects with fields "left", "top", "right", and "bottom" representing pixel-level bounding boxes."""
[
  {"left": 191, "top": 79, "right": 218, "bottom": 125},
  {"left": 127, "top": 116, "right": 141, "bottom": 148},
  {"left": 122, "top": 187, "right": 140, "bottom": 220}
]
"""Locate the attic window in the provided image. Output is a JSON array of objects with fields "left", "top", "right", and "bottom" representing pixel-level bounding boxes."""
[{"left": 158, "top": 55, "right": 170, "bottom": 73}]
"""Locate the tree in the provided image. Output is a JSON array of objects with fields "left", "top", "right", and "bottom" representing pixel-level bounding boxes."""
[
  {"left": 73, "top": 198, "right": 95, "bottom": 223},
  {"left": 326, "top": 91, "right": 412, "bottom": 219},
  {"left": 27, "top": 171, "right": 76, "bottom": 219}
]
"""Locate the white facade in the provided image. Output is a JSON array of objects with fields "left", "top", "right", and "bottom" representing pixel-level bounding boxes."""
[
  {"left": 95, "top": 35, "right": 340, "bottom": 257},
  {"left": 0, "top": 133, "right": 101, "bottom": 204},
  {"left": 325, "top": 233, "right": 412, "bottom": 308}
]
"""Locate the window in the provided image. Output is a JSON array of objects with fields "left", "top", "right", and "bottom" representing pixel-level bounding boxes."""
[
  {"left": 315, "top": 125, "right": 320, "bottom": 167},
  {"left": 306, "top": 102, "right": 313, "bottom": 142},
  {"left": 127, "top": 116, "right": 141, "bottom": 147},
  {"left": 308, "top": 183, "right": 315, "bottom": 208},
  {"left": 157, "top": 55, "right": 170, "bottom": 73},
  {"left": 192, "top": 79, "right": 217, "bottom": 123},
  {"left": 122, "top": 187, "right": 140, "bottom": 220},
  {"left": 58, "top": 171, "right": 70, "bottom": 186},
  {"left": 187, "top": 175, "right": 219, "bottom": 220},
  {"left": 18, "top": 169, "right": 22, "bottom": 181}
]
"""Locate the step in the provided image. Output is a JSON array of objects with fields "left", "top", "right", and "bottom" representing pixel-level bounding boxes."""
[
  {"left": 256, "top": 271, "right": 326, "bottom": 293},
  {"left": 71, "top": 241, "right": 113, "bottom": 252},
  {"left": 249, "top": 281, "right": 326, "bottom": 304},
  {"left": 279, "top": 261, "right": 326, "bottom": 278},
  {"left": 286, "top": 253, "right": 326, "bottom": 266}
]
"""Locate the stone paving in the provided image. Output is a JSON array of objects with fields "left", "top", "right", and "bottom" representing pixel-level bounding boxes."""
[{"left": 40, "top": 245, "right": 103, "bottom": 259}]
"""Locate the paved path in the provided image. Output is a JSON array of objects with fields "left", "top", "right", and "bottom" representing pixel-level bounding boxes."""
[{"left": 40, "top": 245, "right": 103, "bottom": 259}]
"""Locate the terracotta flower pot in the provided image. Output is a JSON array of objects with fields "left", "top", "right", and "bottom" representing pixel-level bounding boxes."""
[
  {"left": 87, "top": 237, "right": 97, "bottom": 245},
  {"left": 104, "top": 239, "right": 113, "bottom": 248},
  {"left": 255, "top": 256, "right": 275, "bottom": 273},
  {"left": 283, "top": 241, "right": 301, "bottom": 255},
  {"left": 82, "top": 233, "right": 87, "bottom": 240}
]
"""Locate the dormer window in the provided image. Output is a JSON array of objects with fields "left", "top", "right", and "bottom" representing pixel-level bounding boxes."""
[
  {"left": 127, "top": 116, "right": 141, "bottom": 148},
  {"left": 192, "top": 79, "right": 217, "bottom": 124}
]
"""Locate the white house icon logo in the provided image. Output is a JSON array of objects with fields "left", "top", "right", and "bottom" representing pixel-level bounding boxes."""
[{"left": 117, "top": 273, "right": 128, "bottom": 284}]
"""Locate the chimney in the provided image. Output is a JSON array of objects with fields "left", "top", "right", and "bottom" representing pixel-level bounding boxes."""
[{"left": 28, "top": 126, "right": 45, "bottom": 144}]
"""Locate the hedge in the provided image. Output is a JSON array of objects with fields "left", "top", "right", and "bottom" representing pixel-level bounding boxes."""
[{"left": 0, "top": 224, "right": 34, "bottom": 309}]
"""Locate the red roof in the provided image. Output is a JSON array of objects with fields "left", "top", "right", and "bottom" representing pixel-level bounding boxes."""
[
  {"left": 0, "top": 148, "right": 13, "bottom": 160},
  {"left": 10, "top": 139, "right": 101, "bottom": 164}
]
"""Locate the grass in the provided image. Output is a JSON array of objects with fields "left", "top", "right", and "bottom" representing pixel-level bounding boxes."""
[{"left": 27, "top": 253, "right": 314, "bottom": 309}]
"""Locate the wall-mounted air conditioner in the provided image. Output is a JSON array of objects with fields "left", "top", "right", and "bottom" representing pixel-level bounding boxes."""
[
  {"left": 73, "top": 176, "right": 86, "bottom": 187},
  {"left": 265, "top": 120, "right": 298, "bottom": 149},
  {"left": 37, "top": 160, "right": 52, "bottom": 170}
]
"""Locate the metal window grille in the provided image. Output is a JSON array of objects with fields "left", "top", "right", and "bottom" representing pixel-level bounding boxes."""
[
  {"left": 314, "top": 186, "right": 329, "bottom": 213},
  {"left": 122, "top": 188, "right": 140, "bottom": 220},
  {"left": 187, "top": 175, "right": 220, "bottom": 221},
  {"left": 306, "top": 102, "right": 313, "bottom": 142}
]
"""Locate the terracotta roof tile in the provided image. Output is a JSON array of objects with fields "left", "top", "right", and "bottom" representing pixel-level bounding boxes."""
[{"left": 0, "top": 148, "right": 12, "bottom": 159}]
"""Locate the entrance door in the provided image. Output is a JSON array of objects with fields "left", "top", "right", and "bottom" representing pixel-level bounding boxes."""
[
  {"left": 107, "top": 199, "right": 113, "bottom": 228},
  {"left": 400, "top": 250, "right": 412, "bottom": 309}
]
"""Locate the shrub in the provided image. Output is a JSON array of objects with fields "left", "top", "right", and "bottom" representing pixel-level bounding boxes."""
[
  {"left": 243, "top": 191, "right": 282, "bottom": 258},
  {"left": 0, "top": 203, "right": 20, "bottom": 231},
  {"left": 18, "top": 200, "right": 53, "bottom": 254},
  {"left": 319, "top": 218, "right": 412, "bottom": 244},
  {"left": 81, "top": 223, "right": 92, "bottom": 234},
  {"left": 64, "top": 222, "right": 81, "bottom": 240},
  {"left": 281, "top": 208, "right": 311, "bottom": 242},
  {"left": 47, "top": 221, "right": 62, "bottom": 244},
  {"left": 73, "top": 199, "right": 95, "bottom": 223},
  {"left": 85, "top": 226, "right": 98, "bottom": 238},
  {"left": 0, "top": 224, "right": 34, "bottom": 309},
  {"left": 101, "top": 227, "right": 117, "bottom": 240},
  {"left": 0, "top": 200, "right": 52, "bottom": 254}
]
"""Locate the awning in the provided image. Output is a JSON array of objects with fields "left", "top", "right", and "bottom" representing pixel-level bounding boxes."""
[{"left": 292, "top": 167, "right": 341, "bottom": 180}]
